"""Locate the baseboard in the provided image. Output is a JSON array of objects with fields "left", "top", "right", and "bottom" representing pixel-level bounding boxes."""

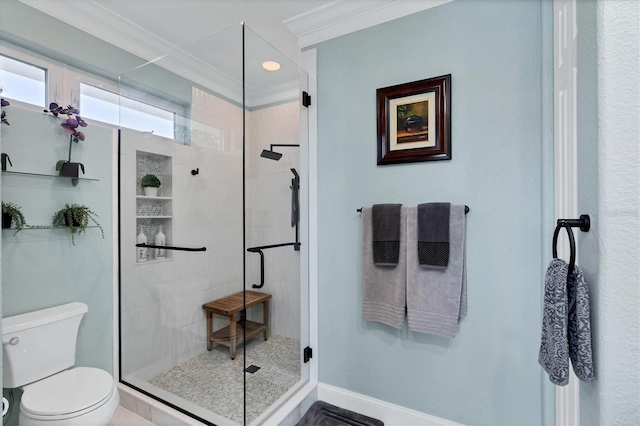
[{"left": 316, "top": 383, "right": 463, "bottom": 426}]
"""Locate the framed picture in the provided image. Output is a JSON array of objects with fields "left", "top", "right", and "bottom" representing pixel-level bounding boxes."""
[{"left": 377, "top": 74, "right": 451, "bottom": 165}]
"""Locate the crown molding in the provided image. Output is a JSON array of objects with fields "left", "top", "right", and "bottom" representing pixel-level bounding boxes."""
[
  {"left": 19, "top": 0, "right": 176, "bottom": 63},
  {"left": 284, "top": 0, "right": 454, "bottom": 48}
]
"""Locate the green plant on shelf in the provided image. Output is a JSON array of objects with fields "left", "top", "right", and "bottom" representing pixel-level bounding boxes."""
[
  {"left": 2, "top": 202, "right": 27, "bottom": 234},
  {"left": 52, "top": 203, "right": 104, "bottom": 245},
  {"left": 141, "top": 174, "right": 161, "bottom": 188}
]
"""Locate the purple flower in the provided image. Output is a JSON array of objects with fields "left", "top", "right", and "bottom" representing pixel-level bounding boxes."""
[
  {"left": 65, "top": 118, "right": 79, "bottom": 128},
  {"left": 61, "top": 123, "right": 76, "bottom": 134},
  {"left": 1, "top": 98, "right": 9, "bottom": 107},
  {"left": 74, "top": 131, "right": 85, "bottom": 141},
  {"left": 77, "top": 116, "right": 87, "bottom": 127}
]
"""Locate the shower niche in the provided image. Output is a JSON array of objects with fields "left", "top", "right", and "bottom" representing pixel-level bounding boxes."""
[{"left": 135, "top": 150, "right": 173, "bottom": 263}]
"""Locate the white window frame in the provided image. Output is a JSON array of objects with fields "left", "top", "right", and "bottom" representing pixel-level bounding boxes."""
[{"left": 0, "top": 41, "right": 185, "bottom": 140}]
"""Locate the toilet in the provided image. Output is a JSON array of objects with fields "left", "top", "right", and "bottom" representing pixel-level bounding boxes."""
[{"left": 2, "top": 302, "right": 119, "bottom": 425}]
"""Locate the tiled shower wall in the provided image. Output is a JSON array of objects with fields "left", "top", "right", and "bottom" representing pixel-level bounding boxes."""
[
  {"left": 120, "top": 88, "right": 301, "bottom": 381},
  {"left": 246, "top": 101, "right": 301, "bottom": 339}
]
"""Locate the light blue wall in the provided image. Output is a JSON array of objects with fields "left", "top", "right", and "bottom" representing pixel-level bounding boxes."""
[
  {"left": 316, "top": 1, "right": 553, "bottom": 424},
  {"left": 1, "top": 106, "right": 113, "bottom": 373}
]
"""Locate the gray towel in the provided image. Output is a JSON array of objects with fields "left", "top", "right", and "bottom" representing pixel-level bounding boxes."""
[
  {"left": 567, "top": 264, "right": 594, "bottom": 382},
  {"left": 406, "top": 205, "right": 466, "bottom": 337},
  {"left": 362, "top": 207, "right": 406, "bottom": 329},
  {"left": 417, "top": 203, "right": 450, "bottom": 269},
  {"left": 372, "top": 204, "right": 402, "bottom": 266},
  {"left": 539, "top": 259, "right": 570, "bottom": 385}
]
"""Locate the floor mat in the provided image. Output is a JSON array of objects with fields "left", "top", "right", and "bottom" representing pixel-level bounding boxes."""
[{"left": 296, "top": 401, "right": 384, "bottom": 426}]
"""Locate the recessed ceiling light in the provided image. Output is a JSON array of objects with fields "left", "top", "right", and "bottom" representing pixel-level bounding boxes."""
[{"left": 262, "top": 61, "right": 280, "bottom": 71}]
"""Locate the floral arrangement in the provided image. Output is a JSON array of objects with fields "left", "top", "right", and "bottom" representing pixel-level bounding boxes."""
[
  {"left": 1, "top": 98, "right": 9, "bottom": 125},
  {"left": 44, "top": 102, "right": 88, "bottom": 142},
  {"left": 44, "top": 103, "right": 89, "bottom": 175}
]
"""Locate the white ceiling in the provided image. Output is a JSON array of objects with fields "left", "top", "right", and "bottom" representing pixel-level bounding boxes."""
[{"left": 20, "top": 0, "right": 451, "bottom": 106}]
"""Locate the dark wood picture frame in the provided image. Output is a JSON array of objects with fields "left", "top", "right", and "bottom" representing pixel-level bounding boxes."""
[{"left": 377, "top": 74, "right": 451, "bottom": 165}]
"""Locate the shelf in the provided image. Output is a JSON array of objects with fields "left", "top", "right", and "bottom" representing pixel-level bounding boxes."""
[
  {"left": 136, "top": 216, "right": 172, "bottom": 219},
  {"left": 2, "top": 170, "right": 99, "bottom": 182},
  {"left": 2, "top": 225, "right": 101, "bottom": 231},
  {"left": 135, "top": 257, "right": 173, "bottom": 266},
  {"left": 210, "top": 320, "right": 266, "bottom": 346},
  {"left": 136, "top": 195, "right": 172, "bottom": 200}
]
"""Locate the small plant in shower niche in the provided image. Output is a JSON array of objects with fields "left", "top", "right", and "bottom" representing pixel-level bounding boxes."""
[
  {"left": 44, "top": 103, "right": 88, "bottom": 178},
  {"left": 141, "top": 174, "right": 161, "bottom": 197},
  {"left": 52, "top": 203, "right": 104, "bottom": 245}
]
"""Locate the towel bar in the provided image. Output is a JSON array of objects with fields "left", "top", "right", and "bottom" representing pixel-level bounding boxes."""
[
  {"left": 357, "top": 205, "right": 470, "bottom": 214},
  {"left": 552, "top": 214, "right": 591, "bottom": 276}
]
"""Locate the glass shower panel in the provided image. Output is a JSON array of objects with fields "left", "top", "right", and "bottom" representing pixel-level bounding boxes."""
[
  {"left": 242, "top": 25, "right": 310, "bottom": 424},
  {"left": 118, "top": 23, "right": 249, "bottom": 425}
]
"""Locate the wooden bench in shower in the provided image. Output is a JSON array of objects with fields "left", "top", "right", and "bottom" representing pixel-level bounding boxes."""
[{"left": 202, "top": 290, "right": 272, "bottom": 360}]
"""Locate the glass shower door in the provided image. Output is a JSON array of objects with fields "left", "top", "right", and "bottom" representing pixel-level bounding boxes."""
[
  {"left": 242, "top": 25, "right": 310, "bottom": 424},
  {"left": 118, "top": 22, "right": 309, "bottom": 426}
]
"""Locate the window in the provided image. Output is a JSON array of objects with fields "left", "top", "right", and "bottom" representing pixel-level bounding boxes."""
[
  {"left": 0, "top": 54, "right": 47, "bottom": 107},
  {"left": 80, "top": 83, "right": 175, "bottom": 139}
]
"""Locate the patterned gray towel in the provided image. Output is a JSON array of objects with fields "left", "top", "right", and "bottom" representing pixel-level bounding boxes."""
[
  {"left": 539, "top": 259, "right": 570, "bottom": 385},
  {"left": 567, "top": 264, "right": 594, "bottom": 382}
]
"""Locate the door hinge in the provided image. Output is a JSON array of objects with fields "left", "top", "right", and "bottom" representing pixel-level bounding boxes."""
[
  {"left": 303, "top": 346, "right": 313, "bottom": 363},
  {"left": 302, "top": 91, "right": 311, "bottom": 108}
]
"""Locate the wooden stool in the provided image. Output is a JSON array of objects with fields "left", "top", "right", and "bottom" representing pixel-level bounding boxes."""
[{"left": 202, "top": 290, "right": 272, "bottom": 359}]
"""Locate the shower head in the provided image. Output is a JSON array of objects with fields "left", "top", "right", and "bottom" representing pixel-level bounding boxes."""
[
  {"left": 260, "top": 144, "right": 299, "bottom": 161},
  {"left": 260, "top": 149, "right": 283, "bottom": 161}
]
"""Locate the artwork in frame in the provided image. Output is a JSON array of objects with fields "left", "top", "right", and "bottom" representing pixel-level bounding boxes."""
[{"left": 377, "top": 74, "right": 451, "bottom": 165}]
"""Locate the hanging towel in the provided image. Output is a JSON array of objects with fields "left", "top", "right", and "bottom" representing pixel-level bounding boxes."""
[
  {"left": 372, "top": 204, "right": 402, "bottom": 266},
  {"left": 567, "top": 264, "right": 594, "bottom": 382},
  {"left": 539, "top": 258, "right": 570, "bottom": 386},
  {"left": 406, "top": 205, "right": 466, "bottom": 337},
  {"left": 362, "top": 206, "right": 406, "bottom": 329},
  {"left": 417, "top": 202, "right": 451, "bottom": 269}
]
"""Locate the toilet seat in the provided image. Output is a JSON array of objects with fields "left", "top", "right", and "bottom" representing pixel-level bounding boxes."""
[{"left": 21, "top": 367, "right": 115, "bottom": 420}]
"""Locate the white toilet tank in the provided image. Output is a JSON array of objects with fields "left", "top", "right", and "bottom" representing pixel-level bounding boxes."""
[{"left": 3, "top": 302, "right": 88, "bottom": 389}]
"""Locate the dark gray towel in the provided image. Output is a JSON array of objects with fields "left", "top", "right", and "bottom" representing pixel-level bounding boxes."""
[
  {"left": 417, "top": 202, "right": 450, "bottom": 268},
  {"left": 567, "top": 264, "right": 594, "bottom": 382},
  {"left": 372, "top": 204, "right": 402, "bottom": 266},
  {"left": 539, "top": 259, "right": 570, "bottom": 385}
]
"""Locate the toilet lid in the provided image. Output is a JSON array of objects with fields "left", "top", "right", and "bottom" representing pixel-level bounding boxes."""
[{"left": 21, "top": 367, "right": 114, "bottom": 417}]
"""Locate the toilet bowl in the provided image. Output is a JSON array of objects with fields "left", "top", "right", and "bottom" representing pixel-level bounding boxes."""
[
  {"left": 3, "top": 303, "right": 119, "bottom": 426},
  {"left": 19, "top": 367, "right": 120, "bottom": 426}
]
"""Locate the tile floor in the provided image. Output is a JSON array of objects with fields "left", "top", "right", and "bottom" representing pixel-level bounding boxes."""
[{"left": 149, "top": 335, "right": 300, "bottom": 424}]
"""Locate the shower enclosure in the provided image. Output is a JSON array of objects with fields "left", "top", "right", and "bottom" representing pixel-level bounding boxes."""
[{"left": 118, "top": 23, "right": 310, "bottom": 425}]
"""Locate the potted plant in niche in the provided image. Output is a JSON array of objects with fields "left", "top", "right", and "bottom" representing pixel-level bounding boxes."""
[
  {"left": 2, "top": 202, "right": 27, "bottom": 233},
  {"left": 141, "top": 174, "right": 161, "bottom": 197},
  {"left": 52, "top": 203, "right": 104, "bottom": 245},
  {"left": 44, "top": 103, "right": 88, "bottom": 178}
]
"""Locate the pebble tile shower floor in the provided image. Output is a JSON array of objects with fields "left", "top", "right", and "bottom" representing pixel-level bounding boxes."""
[{"left": 149, "top": 335, "right": 300, "bottom": 424}]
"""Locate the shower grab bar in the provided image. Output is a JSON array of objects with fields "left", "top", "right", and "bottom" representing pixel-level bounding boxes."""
[
  {"left": 135, "top": 243, "right": 206, "bottom": 252},
  {"left": 247, "top": 242, "right": 300, "bottom": 252},
  {"left": 357, "top": 205, "right": 470, "bottom": 214},
  {"left": 246, "top": 242, "right": 300, "bottom": 289}
]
